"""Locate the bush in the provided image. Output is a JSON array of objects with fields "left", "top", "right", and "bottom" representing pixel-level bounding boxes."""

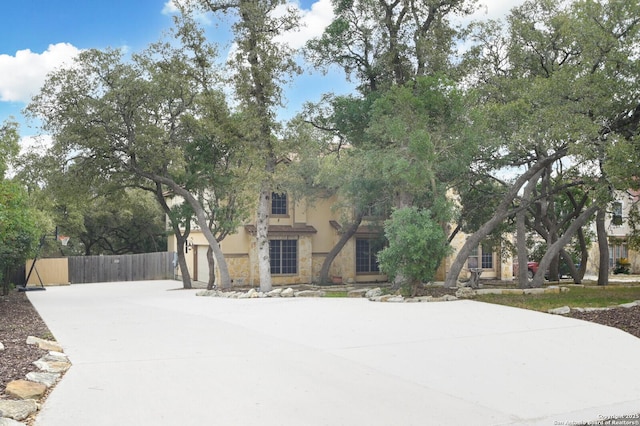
[
  {"left": 377, "top": 207, "right": 451, "bottom": 293},
  {"left": 614, "top": 257, "right": 631, "bottom": 274}
]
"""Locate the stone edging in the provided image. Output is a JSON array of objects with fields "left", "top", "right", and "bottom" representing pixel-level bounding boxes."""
[
  {"left": 546, "top": 300, "right": 640, "bottom": 315},
  {"left": 196, "top": 287, "right": 460, "bottom": 303},
  {"left": 0, "top": 337, "right": 70, "bottom": 425},
  {"left": 452, "top": 285, "right": 640, "bottom": 315}
]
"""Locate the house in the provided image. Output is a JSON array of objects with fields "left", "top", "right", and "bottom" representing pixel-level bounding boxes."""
[
  {"left": 587, "top": 191, "right": 640, "bottom": 274},
  {"left": 167, "top": 191, "right": 516, "bottom": 286}
]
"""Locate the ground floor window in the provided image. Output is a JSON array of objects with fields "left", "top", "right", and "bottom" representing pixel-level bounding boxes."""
[
  {"left": 270, "top": 239, "right": 297, "bottom": 274},
  {"left": 468, "top": 243, "right": 494, "bottom": 269},
  {"left": 609, "top": 242, "right": 628, "bottom": 269},
  {"left": 356, "top": 239, "right": 380, "bottom": 274}
]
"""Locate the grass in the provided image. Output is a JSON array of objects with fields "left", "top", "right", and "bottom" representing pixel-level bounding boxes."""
[
  {"left": 322, "top": 290, "right": 349, "bottom": 298},
  {"left": 475, "top": 284, "right": 640, "bottom": 312}
]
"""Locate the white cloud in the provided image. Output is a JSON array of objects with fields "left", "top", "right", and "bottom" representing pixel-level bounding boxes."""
[
  {"left": 0, "top": 43, "right": 81, "bottom": 103},
  {"left": 469, "top": 0, "right": 527, "bottom": 22},
  {"left": 19, "top": 134, "right": 53, "bottom": 155},
  {"left": 162, "top": 0, "right": 212, "bottom": 25},
  {"left": 161, "top": 0, "right": 179, "bottom": 15},
  {"left": 275, "top": 0, "right": 334, "bottom": 49}
]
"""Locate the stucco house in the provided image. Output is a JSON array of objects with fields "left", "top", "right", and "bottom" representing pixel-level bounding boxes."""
[
  {"left": 167, "top": 191, "right": 516, "bottom": 286},
  {"left": 587, "top": 191, "right": 640, "bottom": 275}
]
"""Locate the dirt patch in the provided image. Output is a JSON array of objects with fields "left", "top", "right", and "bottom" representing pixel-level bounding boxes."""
[{"left": 0, "top": 290, "right": 52, "bottom": 396}]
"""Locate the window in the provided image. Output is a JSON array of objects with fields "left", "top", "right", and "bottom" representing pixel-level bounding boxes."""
[
  {"left": 271, "top": 192, "right": 287, "bottom": 215},
  {"left": 468, "top": 243, "right": 494, "bottom": 269},
  {"left": 612, "top": 201, "right": 623, "bottom": 226},
  {"left": 609, "top": 242, "right": 628, "bottom": 268},
  {"left": 481, "top": 243, "right": 494, "bottom": 269},
  {"left": 356, "top": 239, "right": 380, "bottom": 273},
  {"left": 270, "top": 239, "right": 297, "bottom": 274},
  {"left": 359, "top": 203, "right": 387, "bottom": 219},
  {"left": 467, "top": 246, "right": 479, "bottom": 269}
]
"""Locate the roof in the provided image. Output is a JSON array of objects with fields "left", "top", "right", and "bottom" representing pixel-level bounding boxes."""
[{"left": 244, "top": 224, "right": 317, "bottom": 236}]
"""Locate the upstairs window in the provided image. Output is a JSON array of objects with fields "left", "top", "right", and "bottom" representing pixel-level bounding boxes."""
[
  {"left": 271, "top": 192, "right": 287, "bottom": 216},
  {"left": 612, "top": 201, "right": 623, "bottom": 226}
]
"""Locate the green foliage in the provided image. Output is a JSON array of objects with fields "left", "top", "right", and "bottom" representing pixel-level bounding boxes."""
[
  {"left": 377, "top": 207, "right": 451, "bottom": 286},
  {"left": 0, "top": 119, "right": 20, "bottom": 178},
  {"left": 0, "top": 180, "right": 40, "bottom": 293},
  {"left": 78, "top": 190, "right": 168, "bottom": 255}
]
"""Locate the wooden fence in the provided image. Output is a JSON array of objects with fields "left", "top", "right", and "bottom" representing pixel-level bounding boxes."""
[
  {"left": 66, "top": 252, "right": 175, "bottom": 284},
  {"left": 22, "top": 252, "right": 175, "bottom": 286}
]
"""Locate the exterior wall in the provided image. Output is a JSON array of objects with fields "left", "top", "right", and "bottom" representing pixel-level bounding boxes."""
[
  {"left": 169, "top": 193, "right": 515, "bottom": 286},
  {"left": 440, "top": 229, "right": 514, "bottom": 282},
  {"left": 585, "top": 192, "right": 639, "bottom": 275}
]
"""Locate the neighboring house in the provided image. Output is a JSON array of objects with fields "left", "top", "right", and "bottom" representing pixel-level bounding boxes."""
[
  {"left": 168, "top": 191, "right": 516, "bottom": 286},
  {"left": 587, "top": 191, "right": 640, "bottom": 275}
]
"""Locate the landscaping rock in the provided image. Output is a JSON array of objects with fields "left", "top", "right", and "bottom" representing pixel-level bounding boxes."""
[
  {"left": 26, "top": 372, "right": 60, "bottom": 388},
  {"left": 5, "top": 380, "right": 47, "bottom": 400},
  {"left": 26, "top": 336, "right": 63, "bottom": 353},
  {"left": 0, "top": 341, "right": 4, "bottom": 351},
  {"left": 281, "top": 288, "right": 295, "bottom": 298},
  {"left": 455, "top": 287, "right": 475, "bottom": 299},
  {"left": 0, "top": 417, "right": 27, "bottom": 426},
  {"left": 266, "top": 288, "right": 283, "bottom": 297},
  {"left": 33, "top": 358, "right": 71, "bottom": 373},
  {"left": 548, "top": 306, "right": 571, "bottom": 315},
  {"left": 347, "top": 289, "right": 368, "bottom": 298},
  {"left": 45, "top": 351, "right": 69, "bottom": 363},
  {"left": 583, "top": 307, "right": 610, "bottom": 312},
  {"left": 0, "top": 400, "right": 38, "bottom": 421},
  {"left": 524, "top": 288, "right": 545, "bottom": 295},
  {"left": 365, "top": 288, "right": 382, "bottom": 298}
]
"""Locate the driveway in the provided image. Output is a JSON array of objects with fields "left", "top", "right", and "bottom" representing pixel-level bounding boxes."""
[{"left": 28, "top": 280, "right": 640, "bottom": 426}]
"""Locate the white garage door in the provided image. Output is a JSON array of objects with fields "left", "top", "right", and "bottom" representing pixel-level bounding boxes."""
[{"left": 195, "top": 245, "right": 210, "bottom": 283}]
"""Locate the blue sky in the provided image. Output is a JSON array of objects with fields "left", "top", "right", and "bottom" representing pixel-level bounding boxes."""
[{"left": 1, "top": 0, "right": 523, "bottom": 147}]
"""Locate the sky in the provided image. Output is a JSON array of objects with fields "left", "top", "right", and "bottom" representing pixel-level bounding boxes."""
[{"left": 0, "top": 0, "right": 525, "bottom": 150}]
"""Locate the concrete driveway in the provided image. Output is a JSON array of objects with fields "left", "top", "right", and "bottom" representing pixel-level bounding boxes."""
[{"left": 27, "top": 280, "right": 640, "bottom": 426}]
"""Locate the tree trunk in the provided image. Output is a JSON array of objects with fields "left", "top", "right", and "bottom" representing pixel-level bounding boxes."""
[
  {"left": 319, "top": 212, "right": 364, "bottom": 285},
  {"left": 516, "top": 209, "right": 529, "bottom": 288},
  {"left": 576, "top": 227, "right": 588, "bottom": 282},
  {"left": 517, "top": 170, "right": 542, "bottom": 288},
  {"left": 154, "top": 183, "right": 192, "bottom": 289},
  {"left": 559, "top": 249, "right": 578, "bottom": 283},
  {"left": 444, "top": 151, "right": 566, "bottom": 288},
  {"left": 206, "top": 246, "right": 217, "bottom": 290},
  {"left": 256, "top": 184, "right": 272, "bottom": 292},
  {"left": 596, "top": 207, "right": 609, "bottom": 286},
  {"left": 139, "top": 170, "right": 231, "bottom": 288},
  {"left": 532, "top": 204, "right": 599, "bottom": 287},
  {"left": 175, "top": 241, "right": 192, "bottom": 289}
]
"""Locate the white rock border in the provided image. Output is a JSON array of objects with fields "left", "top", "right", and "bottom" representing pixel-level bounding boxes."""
[{"left": 196, "top": 286, "right": 462, "bottom": 303}]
